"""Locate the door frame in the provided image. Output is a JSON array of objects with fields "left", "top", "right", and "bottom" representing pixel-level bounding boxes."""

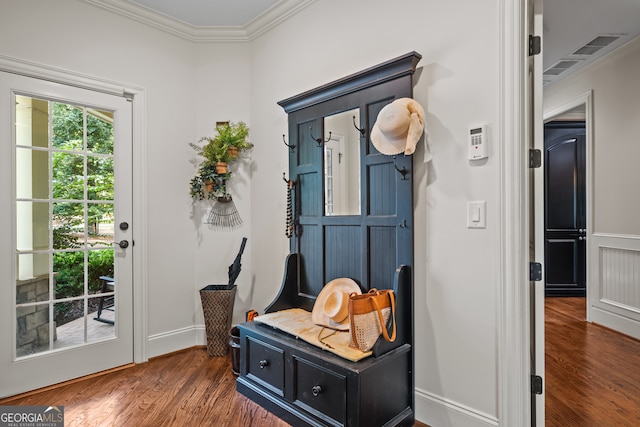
[
  {"left": 541, "top": 91, "right": 593, "bottom": 320},
  {"left": 498, "top": 0, "right": 536, "bottom": 424},
  {"left": 0, "top": 55, "right": 149, "bottom": 365}
]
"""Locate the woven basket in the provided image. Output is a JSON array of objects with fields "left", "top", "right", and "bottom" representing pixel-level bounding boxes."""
[{"left": 200, "top": 285, "right": 237, "bottom": 356}]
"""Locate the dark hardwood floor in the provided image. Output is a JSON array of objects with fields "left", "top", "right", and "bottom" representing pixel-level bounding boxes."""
[
  {"left": 0, "top": 347, "right": 428, "bottom": 427},
  {"left": 545, "top": 297, "right": 640, "bottom": 426}
]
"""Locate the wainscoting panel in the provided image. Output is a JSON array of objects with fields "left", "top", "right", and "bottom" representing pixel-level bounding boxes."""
[
  {"left": 590, "top": 233, "right": 640, "bottom": 340},
  {"left": 600, "top": 246, "right": 640, "bottom": 312}
]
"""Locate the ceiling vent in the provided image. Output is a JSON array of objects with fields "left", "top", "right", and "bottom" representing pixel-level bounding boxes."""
[
  {"left": 572, "top": 35, "right": 621, "bottom": 56},
  {"left": 543, "top": 33, "right": 628, "bottom": 85},
  {"left": 544, "top": 60, "right": 582, "bottom": 76}
]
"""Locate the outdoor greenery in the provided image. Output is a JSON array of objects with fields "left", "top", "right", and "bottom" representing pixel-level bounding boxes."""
[
  {"left": 52, "top": 103, "right": 114, "bottom": 233},
  {"left": 50, "top": 103, "right": 115, "bottom": 324}
]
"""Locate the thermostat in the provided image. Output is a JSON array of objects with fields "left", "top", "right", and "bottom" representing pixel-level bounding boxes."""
[{"left": 468, "top": 125, "right": 488, "bottom": 160}]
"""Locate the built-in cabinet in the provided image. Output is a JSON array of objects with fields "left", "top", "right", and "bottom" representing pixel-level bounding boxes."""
[{"left": 236, "top": 52, "right": 421, "bottom": 426}]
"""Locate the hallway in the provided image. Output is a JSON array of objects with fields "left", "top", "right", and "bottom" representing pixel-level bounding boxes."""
[{"left": 545, "top": 297, "right": 640, "bottom": 426}]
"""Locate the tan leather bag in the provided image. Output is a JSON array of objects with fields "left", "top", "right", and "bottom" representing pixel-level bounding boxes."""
[{"left": 348, "top": 289, "right": 396, "bottom": 351}]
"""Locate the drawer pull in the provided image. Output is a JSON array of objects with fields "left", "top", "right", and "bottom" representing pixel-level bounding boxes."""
[
  {"left": 259, "top": 359, "right": 269, "bottom": 369},
  {"left": 312, "top": 385, "right": 322, "bottom": 397}
]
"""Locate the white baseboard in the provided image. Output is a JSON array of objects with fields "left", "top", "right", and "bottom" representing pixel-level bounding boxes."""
[
  {"left": 147, "top": 325, "right": 206, "bottom": 358},
  {"left": 415, "top": 387, "right": 498, "bottom": 427},
  {"left": 590, "top": 305, "right": 640, "bottom": 341}
]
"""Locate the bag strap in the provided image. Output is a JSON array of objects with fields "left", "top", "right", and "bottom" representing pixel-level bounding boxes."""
[{"left": 371, "top": 291, "right": 396, "bottom": 342}]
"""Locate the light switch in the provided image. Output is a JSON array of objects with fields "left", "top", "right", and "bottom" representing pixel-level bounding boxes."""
[{"left": 467, "top": 201, "right": 486, "bottom": 229}]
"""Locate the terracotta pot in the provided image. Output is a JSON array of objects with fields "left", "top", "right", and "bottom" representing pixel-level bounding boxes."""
[
  {"left": 216, "top": 162, "right": 228, "bottom": 174},
  {"left": 227, "top": 146, "right": 238, "bottom": 159},
  {"left": 204, "top": 180, "right": 215, "bottom": 193}
]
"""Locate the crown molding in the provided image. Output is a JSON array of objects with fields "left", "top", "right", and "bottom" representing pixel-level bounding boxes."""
[{"left": 83, "top": 0, "right": 314, "bottom": 42}]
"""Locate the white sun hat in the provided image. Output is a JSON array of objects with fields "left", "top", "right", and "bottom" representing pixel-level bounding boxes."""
[{"left": 370, "top": 97, "right": 425, "bottom": 155}]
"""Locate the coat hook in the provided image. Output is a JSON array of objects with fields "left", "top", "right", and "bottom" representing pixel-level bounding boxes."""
[
  {"left": 353, "top": 115, "right": 366, "bottom": 137},
  {"left": 309, "top": 127, "right": 331, "bottom": 145},
  {"left": 282, "top": 172, "right": 296, "bottom": 187},
  {"left": 283, "top": 134, "right": 295, "bottom": 151},
  {"left": 393, "top": 156, "right": 408, "bottom": 180}
]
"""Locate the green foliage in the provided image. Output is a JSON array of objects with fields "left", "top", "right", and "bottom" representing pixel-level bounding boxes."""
[
  {"left": 201, "top": 137, "right": 232, "bottom": 165},
  {"left": 51, "top": 103, "right": 114, "bottom": 238},
  {"left": 53, "top": 250, "right": 114, "bottom": 299},
  {"left": 52, "top": 102, "right": 114, "bottom": 153},
  {"left": 213, "top": 121, "right": 251, "bottom": 149},
  {"left": 53, "top": 251, "right": 85, "bottom": 299},
  {"left": 52, "top": 224, "right": 81, "bottom": 250},
  {"left": 189, "top": 121, "right": 251, "bottom": 200},
  {"left": 49, "top": 102, "right": 117, "bottom": 324}
]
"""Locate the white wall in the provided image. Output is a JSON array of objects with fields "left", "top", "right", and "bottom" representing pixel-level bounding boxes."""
[
  {"left": 249, "top": 1, "right": 501, "bottom": 425},
  {"left": 544, "top": 36, "right": 640, "bottom": 236},
  {"left": 193, "top": 43, "right": 254, "bottom": 326},
  {"left": 1, "top": 0, "right": 506, "bottom": 425}
]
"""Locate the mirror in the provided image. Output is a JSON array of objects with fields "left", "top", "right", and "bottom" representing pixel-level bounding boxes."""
[{"left": 323, "top": 108, "right": 361, "bottom": 216}]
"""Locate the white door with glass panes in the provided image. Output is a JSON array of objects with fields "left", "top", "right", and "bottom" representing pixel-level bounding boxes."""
[{"left": 0, "top": 72, "right": 133, "bottom": 398}]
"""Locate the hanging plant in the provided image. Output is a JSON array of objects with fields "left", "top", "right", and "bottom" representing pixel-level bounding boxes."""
[{"left": 189, "top": 121, "right": 252, "bottom": 201}]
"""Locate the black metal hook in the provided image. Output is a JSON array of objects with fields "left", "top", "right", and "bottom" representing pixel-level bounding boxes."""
[
  {"left": 309, "top": 127, "right": 331, "bottom": 145},
  {"left": 283, "top": 172, "right": 296, "bottom": 187},
  {"left": 283, "top": 134, "right": 295, "bottom": 151},
  {"left": 353, "top": 115, "right": 366, "bottom": 137},
  {"left": 393, "top": 156, "right": 408, "bottom": 180}
]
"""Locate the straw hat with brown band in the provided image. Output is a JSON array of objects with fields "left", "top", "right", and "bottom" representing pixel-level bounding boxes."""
[{"left": 311, "top": 278, "right": 362, "bottom": 331}]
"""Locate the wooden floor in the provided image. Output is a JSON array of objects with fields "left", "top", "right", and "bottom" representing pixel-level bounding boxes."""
[
  {"left": 545, "top": 297, "right": 640, "bottom": 426},
  {"left": 1, "top": 347, "right": 428, "bottom": 427},
  {"left": 10, "top": 299, "right": 635, "bottom": 426}
]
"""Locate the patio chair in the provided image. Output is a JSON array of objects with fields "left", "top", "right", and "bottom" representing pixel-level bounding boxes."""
[{"left": 94, "top": 275, "right": 115, "bottom": 325}]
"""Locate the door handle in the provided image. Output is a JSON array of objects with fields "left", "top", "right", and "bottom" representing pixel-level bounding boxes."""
[{"left": 112, "top": 240, "right": 129, "bottom": 249}]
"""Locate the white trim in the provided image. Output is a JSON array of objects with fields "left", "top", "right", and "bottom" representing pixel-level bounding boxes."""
[
  {"left": 147, "top": 326, "right": 200, "bottom": 358},
  {"left": 131, "top": 87, "right": 149, "bottom": 364},
  {"left": 82, "top": 0, "right": 315, "bottom": 42},
  {"left": 0, "top": 55, "right": 149, "bottom": 365},
  {"left": 543, "top": 90, "right": 593, "bottom": 122},
  {"left": 415, "top": 388, "right": 498, "bottom": 427},
  {"left": 499, "top": 0, "right": 531, "bottom": 425},
  {"left": 591, "top": 306, "right": 640, "bottom": 341},
  {"left": 592, "top": 232, "right": 640, "bottom": 240},
  {"left": 0, "top": 56, "right": 132, "bottom": 98}
]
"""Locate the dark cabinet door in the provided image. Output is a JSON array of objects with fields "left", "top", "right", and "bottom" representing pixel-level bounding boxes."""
[{"left": 544, "top": 121, "right": 586, "bottom": 296}]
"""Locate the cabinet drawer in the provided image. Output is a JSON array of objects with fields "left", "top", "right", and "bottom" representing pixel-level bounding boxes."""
[
  {"left": 246, "top": 336, "right": 285, "bottom": 395},
  {"left": 293, "top": 356, "right": 346, "bottom": 425}
]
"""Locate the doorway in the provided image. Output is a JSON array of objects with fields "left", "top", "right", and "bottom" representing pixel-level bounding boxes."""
[
  {"left": 543, "top": 120, "right": 586, "bottom": 297},
  {"left": 0, "top": 72, "right": 134, "bottom": 398}
]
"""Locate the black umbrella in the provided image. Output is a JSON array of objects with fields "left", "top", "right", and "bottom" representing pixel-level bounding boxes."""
[{"left": 228, "top": 237, "right": 247, "bottom": 287}]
